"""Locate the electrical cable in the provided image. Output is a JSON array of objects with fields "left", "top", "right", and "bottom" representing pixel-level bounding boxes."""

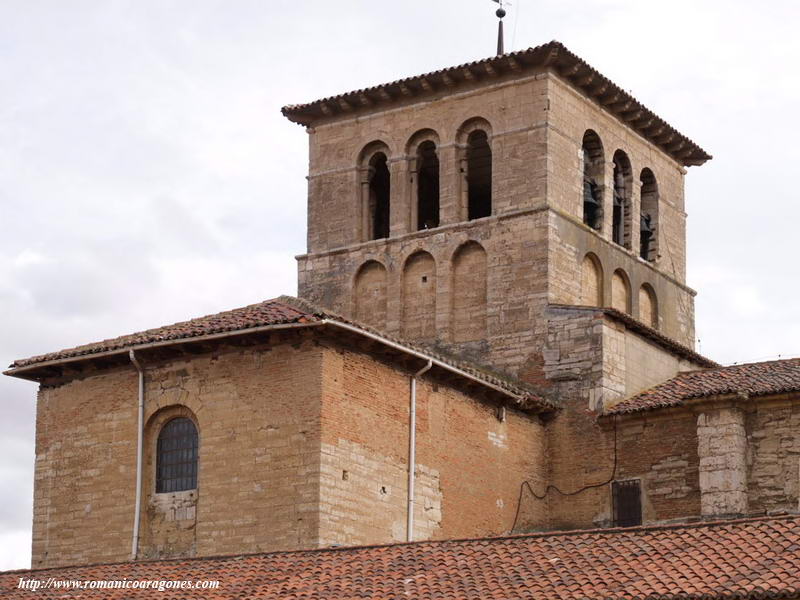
[{"left": 511, "top": 414, "right": 618, "bottom": 532}]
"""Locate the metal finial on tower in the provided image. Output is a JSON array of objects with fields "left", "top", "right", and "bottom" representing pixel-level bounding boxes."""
[{"left": 492, "top": 0, "right": 507, "bottom": 55}]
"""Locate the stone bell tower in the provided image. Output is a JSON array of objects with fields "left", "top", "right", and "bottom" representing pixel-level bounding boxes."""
[{"left": 282, "top": 41, "right": 711, "bottom": 383}]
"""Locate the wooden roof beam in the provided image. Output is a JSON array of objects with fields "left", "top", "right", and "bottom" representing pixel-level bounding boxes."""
[
  {"left": 398, "top": 83, "right": 413, "bottom": 97},
  {"left": 419, "top": 77, "right": 434, "bottom": 92},
  {"left": 484, "top": 63, "right": 498, "bottom": 78}
]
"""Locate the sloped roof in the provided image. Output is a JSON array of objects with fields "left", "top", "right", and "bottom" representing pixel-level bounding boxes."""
[
  {"left": 608, "top": 357, "right": 800, "bottom": 414},
  {"left": 4, "top": 296, "right": 554, "bottom": 411},
  {"left": 282, "top": 40, "right": 712, "bottom": 167},
  {"left": 8, "top": 298, "right": 318, "bottom": 369},
  {"left": 3, "top": 516, "right": 799, "bottom": 599}
]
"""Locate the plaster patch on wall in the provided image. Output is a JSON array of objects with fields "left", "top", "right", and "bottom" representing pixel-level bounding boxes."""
[{"left": 488, "top": 431, "right": 508, "bottom": 449}]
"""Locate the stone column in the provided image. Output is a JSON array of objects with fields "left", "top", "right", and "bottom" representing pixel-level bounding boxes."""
[
  {"left": 437, "top": 143, "right": 462, "bottom": 225},
  {"left": 358, "top": 169, "right": 371, "bottom": 242},
  {"left": 602, "top": 160, "right": 616, "bottom": 240},
  {"left": 389, "top": 157, "right": 409, "bottom": 238},
  {"left": 631, "top": 178, "right": 642, "bottom": 259},
  {"left": 697, "top": 407, "right": 748, "bottom": 516}
]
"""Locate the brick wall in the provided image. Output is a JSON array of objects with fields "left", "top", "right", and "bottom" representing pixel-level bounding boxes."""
[
  {"left": 317, "top": 341, "right": 548, "bottom": 545},
  {"left": 30, "top": 332, "right": 550, "bottom": 567}
]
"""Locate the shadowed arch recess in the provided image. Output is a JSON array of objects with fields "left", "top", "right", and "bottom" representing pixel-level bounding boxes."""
[
  {"left": 402, "top": 251, "right": 437, "bottom": 340},
  {"left": 580, "top": 253, "right": 603, "bottom": 307},
  {"left": 452, "top": 242, "right": 488, "bottom": 342},
  {"left": 354, "top": 261, "right": 388, "bottom": 329}
]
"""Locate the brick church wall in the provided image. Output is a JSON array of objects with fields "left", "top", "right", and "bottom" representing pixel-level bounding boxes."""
[
  {"left": 317, "top": 342, "right": 548, "bottom": 546},
  {"left": 31, "top": 333, "right": 550, "bottom": 567}
]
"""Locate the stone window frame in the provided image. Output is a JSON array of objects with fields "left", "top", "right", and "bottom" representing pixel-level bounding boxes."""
[
  {"left": 357, "top": 140, "right": 393, "bottom": 242},
  {"left": 581, "top": 129, "right": 605, "bottom": 231},
  {"left": 455, "top": 117, "right": 494, "bottom": 222},
  {"left": 639, "top": 167, "right": 660, "bottom": 262},
  {"left": 611, "top": 149, "right": 634, "bottom": 250},
  {"left": 146, "top": 405, "right": 201, "bottom": 496},
  {"left": 405, "top": 129, "right": 442, "bottom": 232}
]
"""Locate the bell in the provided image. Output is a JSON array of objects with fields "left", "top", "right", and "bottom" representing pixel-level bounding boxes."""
[{"left": 583, "top": 179, "right": 600, "bottom": 208}]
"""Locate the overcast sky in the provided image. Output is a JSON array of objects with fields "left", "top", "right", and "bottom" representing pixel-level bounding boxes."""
[{"left": 1, "top": 0, "right": 798, "bottom": 570}]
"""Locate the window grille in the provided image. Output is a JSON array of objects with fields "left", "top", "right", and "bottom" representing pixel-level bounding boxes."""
[
  {"left": 156, "top": 417, "right": 198, "bottom": 493},
  {"left": 612, "top": 479, "right": 642, "bottom": 527}
]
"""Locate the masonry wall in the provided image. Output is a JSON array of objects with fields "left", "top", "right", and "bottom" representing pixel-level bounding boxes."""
[
  {"left": 745, "top": 397, "right": 800, "bottom": 514},
  {"left": 299, "top": 210, "right": 551, "bottom": 378},
  {"left": 546, "top": 74, "right": 688, "bottom": 283},
  {"left": 548, "top": 211, "right": 696, "bottom": 346},
  {"left": 31, "top": 339, "right": 324, "bottom": 568},
  {"left": 316, "top": 342, "right": 548, "bottom": 546},
  {"left": 303, "top": 74, "right": 549, "bottom": 254},
  {"left": 540, "top": 306, "right": 707, "bottom": 530}
]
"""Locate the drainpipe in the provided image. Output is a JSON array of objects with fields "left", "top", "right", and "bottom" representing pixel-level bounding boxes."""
[
  {"left": 407, "top": 359, "right": 432, "bottom": 543},
  {"left": 129, "top": 349, "right": 144, "bottom": 561}
]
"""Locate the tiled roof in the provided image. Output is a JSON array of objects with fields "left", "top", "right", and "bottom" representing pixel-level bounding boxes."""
[
  {"left": 608, "top": 357, "right": 800, "bottom": 414},
  {"left": 548, "top": 304, "right": 719, "bottom": 368},
  {"left": 5, "top": 296, "right": 554, "bottom": 411},
  {"left": 282, "top": 40, "right": 712, "bottom": 167},
  {"left": 3, "top": 516, "right": 799, "bottom": 599},
  {"left": 8, "top": 298, "right": 321, "bottom": 368}
]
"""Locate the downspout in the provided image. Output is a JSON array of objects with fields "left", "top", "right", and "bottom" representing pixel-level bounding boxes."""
[
  {"left": 129, "top": 349, "right": 144, "bottom": 561},
  {"left": 407, "top": 359, "right": 432, "bottom": 543}
]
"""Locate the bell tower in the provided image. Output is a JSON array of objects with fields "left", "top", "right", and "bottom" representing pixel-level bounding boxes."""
[{"left": 283, "top": 41, "right": 710, "bottom": 383}]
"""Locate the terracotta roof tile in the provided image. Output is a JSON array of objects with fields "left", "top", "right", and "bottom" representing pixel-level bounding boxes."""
[
  {"left": 5, "top": 296, "right": 555, "bottom": 412},
  {"left": 281, "top": 41, "right": 712, "bottom": 167},
  {"left": 608, "top": 357, "right": 800, "bottom": 414},
  {"left": 2, "top": 516, "right": 799, "bottom": 599},
  {"left": 8, "top": 298, "right": 320, "bottom": 368}
]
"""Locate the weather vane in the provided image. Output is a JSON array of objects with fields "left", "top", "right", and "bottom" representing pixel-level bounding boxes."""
[{"left": 491, "top": 0, "right": 509, "bottom": 55}]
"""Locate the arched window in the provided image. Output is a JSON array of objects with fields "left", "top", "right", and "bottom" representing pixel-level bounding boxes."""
[
  {"left": 156, "top": 417, "right": 198, "bottom": 493},
  {"left": 640, "top": 168, "right": 659, "bottom": 261},
  {"left": 368, "top": 152, "right": 391, "bottom": 240},
  {"left": 467, "top": 130, "right": 492, "bottom": 220},
  {"left": 416, "top": 141, "right": 440, "bottom": 230},
  {"left": 612, "top": 150, "right": 632, "bottom": 248},
  {"left": 582, "top": 131, "right": 604, "bottom": 230}
]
